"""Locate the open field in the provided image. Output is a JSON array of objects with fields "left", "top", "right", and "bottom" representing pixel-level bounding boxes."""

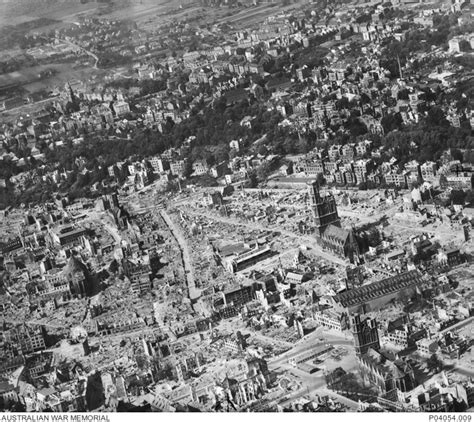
[
  {"left": 100, "top": 0, "right": 193, "bottom": 21},
  {"left": 0, "top": 62, "right": 106, "bottom": 93},
  {"left": 216, "top": 3, "right": 280, "bottom": 24},
  {"left": 213, "top": 0, "right": 307, "bottom": 27},
  {"left": 100, "top": 0, "right": 305, "bottom": 30},
  {"left": 0, "top": 0, "right": 102, "bottom": 27},
  {"left": 0, "top": 2, "right": 107, "bottom": 53}
]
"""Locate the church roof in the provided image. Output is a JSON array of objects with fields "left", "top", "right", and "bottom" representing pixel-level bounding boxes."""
[
  {"left": 334, "top": 270, "right": 421, "bottom": 309},
  {"left": 322, "top": 224, "right": 350, "bottom": 244},
  {"left": 361, "top": 348, "right": 410, "bottom": 380},
  {"left": 364, "top": 347, "right": 384, "bottom": 364}
]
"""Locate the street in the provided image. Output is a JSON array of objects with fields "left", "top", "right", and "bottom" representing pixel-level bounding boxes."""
[{"left": 159, "top": 209, "right": 202, "bottom": 302}]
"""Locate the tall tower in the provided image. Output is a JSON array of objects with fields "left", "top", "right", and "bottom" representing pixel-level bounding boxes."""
[
  {"left": 351, "top": 314, "right": 380, "bottom": 357},
  {"left": 307, "top": 180, "right": 341, "bottom": 236},
  {"left": 64, "top": 82, "right": 77, "bottom": 104}
]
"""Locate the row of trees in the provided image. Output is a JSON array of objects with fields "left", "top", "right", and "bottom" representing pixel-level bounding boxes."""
[
  {"left": 105, "top": 78, "right": 168, "bottom": 97},
  {"left": 379, "top": 13, "right": 465, "bottom": 78},
  {"left": 381, "top": 114, "right": 473, "bottom": 166}
]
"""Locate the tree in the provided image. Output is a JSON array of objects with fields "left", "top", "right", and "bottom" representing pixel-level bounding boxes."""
[
  {"left": 450, "top": 189, "right": 467, "bottom": 205},
  {"left": 135, "top": 353, "right": 151, "bottom": 371},
  {"left": 381, "top": 113, "right": 403, "bottom": 133},
  {"left": 258, "top": 145, "right": 269, "bottom": 156},
  {"left": 360, "top": 93, "right": 371, "bottom": 105},
  {"left": 356, "top": 13, "right": 371, "bottom": 24},
  {"left": 459, "top": 39, "right": 471, "bottom": 52},
  {"left": 426, "top": 353, "right": 442, "bottom": 373},
  {"left": 86, "top": 372, "right": 105, "bottom": 411},
  {"left": 345, "top": 116, "right": 368, "bottom": 137},
  {"left": 248, "top": 171, "right": 258, "bottom": 188},
  {"left": 316, "top": 173, "right": 326, "bottom": 187},
  {"left": 397, "top": 89, "right": 409, "bottom": 100},
  {"left": 463, "top": 149, "right": 474, "bottom": 164},
  {"left": 164, "top": 180, "right": 179, "bottom": 193},
  {"left": 213, "top": 144, "right": 229, "bottom": 163},
  {"left": 450, "top": 148, "right": 463, "bottom": 162},
  {"left": 336, "top": 97, "right": 349, "bottom": 110},
  {"left": 426, "top": 106, "right": 448, "bottom": 127},
  {"left": 465, "top": 190, "right": 474, "bottom": 206},
  {"left": 109, "top": 260, "right": 119, "bottom": 274},
  {"left": 256, "top": 162, "right": 272, "bottom": 182},
  {"left": 229, "top": 148, "right": 240, "bottom": 160}
]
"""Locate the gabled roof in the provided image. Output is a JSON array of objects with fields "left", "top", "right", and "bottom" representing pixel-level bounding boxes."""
[
  {"left": 0, "top": 381, "right": 15, "bottom": 393},
  {"left": 37, "top": 386, "right": 56, "bottom": 397},
  {"left": 361, "top": 348, "right": 411, "bottom": 380},
  {"left": 322, "top": 224, "right": 350, "bottom": 244},
  {"left": 334, "top": 270, "right": 421, "bottom": 309}
]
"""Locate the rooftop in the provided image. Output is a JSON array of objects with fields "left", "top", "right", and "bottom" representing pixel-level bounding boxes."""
[
  {"left": 323, "top": 225, "right": 350, "bottom": 243},
  {"left": 334, "top": 270, "right": 421, "bottom": 308}
]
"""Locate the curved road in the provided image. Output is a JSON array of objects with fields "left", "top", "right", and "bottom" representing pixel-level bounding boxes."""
[{"left": 60, "top": 38, "right": 99, "bottom": 68}]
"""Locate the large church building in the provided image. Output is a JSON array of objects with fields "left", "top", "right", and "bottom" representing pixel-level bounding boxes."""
[{"left": 307, "top": 180, "right": 359, "bottom": 263}]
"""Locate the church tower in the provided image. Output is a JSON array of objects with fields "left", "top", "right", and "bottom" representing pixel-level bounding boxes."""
[
  {"left": 307, "top": 180, "right": 341, "bottom": 236},
  {"left": 351, "top": 314, "right": 380, "bottom": 356}
]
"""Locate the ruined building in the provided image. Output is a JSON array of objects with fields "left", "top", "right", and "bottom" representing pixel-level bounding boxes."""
[{"left": 307, "top": 180, "right": 359, "bottom": 263}]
